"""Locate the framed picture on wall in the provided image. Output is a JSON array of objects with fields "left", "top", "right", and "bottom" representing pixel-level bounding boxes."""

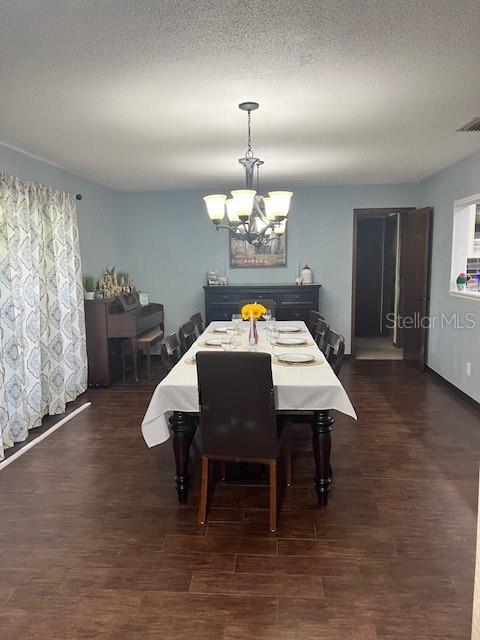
[{"left": 230, "top": 230, "right": 287, "bottom": 268}]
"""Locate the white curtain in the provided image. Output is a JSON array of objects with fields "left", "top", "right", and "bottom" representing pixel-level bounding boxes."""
[{"left": 0, "top": 173, "right": 87, "bottom": 458}]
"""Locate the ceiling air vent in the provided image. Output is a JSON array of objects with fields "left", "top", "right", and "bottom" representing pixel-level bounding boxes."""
[{"left": 456, "top": 117, "right": 480, "bottom": 132}]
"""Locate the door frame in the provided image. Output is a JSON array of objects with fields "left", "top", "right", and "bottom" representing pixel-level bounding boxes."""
[{"left": 351, "top": 208, "right": 415, "bottom": 358}]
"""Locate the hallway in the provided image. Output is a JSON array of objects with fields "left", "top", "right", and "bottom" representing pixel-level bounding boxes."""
[{"left": 355, "top": 337, "right": 404, "bottom": 360}]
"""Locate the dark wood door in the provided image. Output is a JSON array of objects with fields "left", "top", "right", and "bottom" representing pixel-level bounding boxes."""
[
  {"left": 355, "top": 217, "right": 397, "bottom": 337},
  {"left": 381, "top": 216, "right": 397, "bottom": 336},
  {"left": 402, "top": 207, "right": 432, "bottom": 370},
  {"left": 355, "top": 218, "right": 384, "bottom": 336}
]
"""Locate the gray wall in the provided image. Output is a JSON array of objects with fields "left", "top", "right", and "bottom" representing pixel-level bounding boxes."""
[
  {"left": 0, "top": 143, "right": 120, "bottom": 276},
  {"left": 419, "top": 150, "right": 480, "bottom": 403},
  {"left": 117, "top": 184, "right": 418, "bottom": 348},
  {"left": 3, "top": 138, "right": 480, "bottom": 403}
]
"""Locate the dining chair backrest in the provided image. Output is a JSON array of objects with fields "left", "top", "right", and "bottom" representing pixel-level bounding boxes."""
[
  {"left": 307, "top": 310, "right": 325, "bottom": 334},
  {"left": 196, "top": 351, "right": 278, "bottom": 460},
  {"left": 190, "top": 312, "right": 204, "bottom": 336},
  {"left": 239, "top": 299, "right": 276, "bottom": 316},
  {"left": 324, "top": 329, "right": 345, "bottom": 375},
  {"left": 179, "top": 321, "right": 196, "bottom": 353},
  {"left": 161, "top": 332, "right": 181, "bottom": 368},
  {"left": 314, "top": 318, "right": 330, "bottom": 352}
]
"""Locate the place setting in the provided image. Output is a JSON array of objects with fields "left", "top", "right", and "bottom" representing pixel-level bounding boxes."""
[
  {"left": 208, "top": 314, "right": 246, "bottom": 336},
  {"left": 264, "top": 319, "right": 313, "bottom": 350},
  {"left": 273, "top": 335, "right": 314, "bottom": 347},
  {"left": 197, "top": 335, "right": 241, "bottom": 349},
  {"left": 209, "top": 326, "right": 229, "bottom": 333},
  {"left": 183, "top": 351, "right": 203, "bottom": 365},
  {"left": 272, "top": 351, "right": 325, "bottom": 367},
  {"left": 183, "top": 336, "right": 241, "bottom": 364},
  {"left": 277, "top": 325, "right": 306, "bottom": 334}
]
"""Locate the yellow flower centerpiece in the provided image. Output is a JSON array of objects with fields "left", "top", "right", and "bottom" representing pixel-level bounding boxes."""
[
  {"left": 241, "top": 302, "right": 267, "bottom": 348},
  {"left": 241, "top": 302, "right": 267, "bottom": 320}
]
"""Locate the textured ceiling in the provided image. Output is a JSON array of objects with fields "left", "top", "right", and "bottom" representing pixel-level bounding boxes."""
[{"left": 1, "top": 0, "right": 480, "bottom": 190}]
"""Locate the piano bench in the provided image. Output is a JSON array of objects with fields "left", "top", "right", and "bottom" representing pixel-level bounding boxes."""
[{"left": 137, "top": 327, "right": 164, "bottom": 380}]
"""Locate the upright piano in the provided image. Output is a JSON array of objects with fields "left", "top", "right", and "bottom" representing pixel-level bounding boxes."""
[{"left": 84, "top": 295, "right": 164, "bottom": 386}]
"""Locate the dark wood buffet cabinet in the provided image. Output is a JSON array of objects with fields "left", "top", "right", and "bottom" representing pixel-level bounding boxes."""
[{"left": 204, "top": 284, "right": 321, "bottom": 323}]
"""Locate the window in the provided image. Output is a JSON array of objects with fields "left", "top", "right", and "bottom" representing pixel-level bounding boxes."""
[
  {"left": 473, "top": 204, "right": 480, "bottom": 254},
  {"left": 451, "top": 194, "right": 480, "bottom": 296}
]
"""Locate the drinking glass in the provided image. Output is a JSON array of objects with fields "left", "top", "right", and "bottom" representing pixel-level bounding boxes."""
[
  {"left": 226, "top": 325, "right": 236, "bottom": 341},
  {"left": 221, "top": 335, "right": 233, "bottom": 351},
  {"left": 266, "top": 317, "right": 276, "bottom": 332},
  {"left": 231, "top": 313, "right": 242, "bottom": 334},
  {"left": 268, "top": 327, "right": 279, "bottom": 346},
  {"left": 263, "top": 309, "right": 272, "bottom": 323}
]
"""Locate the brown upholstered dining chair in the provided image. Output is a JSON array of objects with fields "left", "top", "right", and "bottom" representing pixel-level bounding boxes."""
[
  {"left": 314, "top": 318, "right": 330, "bottom": 353},
  {"left": 324, "top": 329, "right": 345, "bottom": 375},
  {"left": 160, "top": 332, "right": 181, "bottom": 370},
  {"left": 179, "top": 321, "right": 196, "bottom": 354},
  {"left": 196, "top": 351, "right": 291, "bottom": 532},
  {"left": 239, "top": 299, "right": 276, "bottom": 316},
  {"left": 190, "top": 312, "right": 204, "bottom": 336},
  {"left": 307, "top": 309, "right": 325, "bottom": 334}
]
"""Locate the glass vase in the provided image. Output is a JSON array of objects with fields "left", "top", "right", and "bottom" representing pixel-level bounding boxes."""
[{"left": 248, "top": 312, "right": 258, "bottom": 350}]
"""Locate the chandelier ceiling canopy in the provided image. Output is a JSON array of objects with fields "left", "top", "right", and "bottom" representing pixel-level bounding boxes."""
[{"left": 203, "top": 102, "right": 293, "bottom": 248}]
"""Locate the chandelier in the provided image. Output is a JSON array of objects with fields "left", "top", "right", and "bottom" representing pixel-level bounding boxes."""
[{"left": 203, "top": 102, "right": 293, "bottom": 248}]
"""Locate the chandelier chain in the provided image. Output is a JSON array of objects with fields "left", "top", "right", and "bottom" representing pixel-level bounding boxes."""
[{"left": 246, "top": 110, "right": 254, "bottom": 158}]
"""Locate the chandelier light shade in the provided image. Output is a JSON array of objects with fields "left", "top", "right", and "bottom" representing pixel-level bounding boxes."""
[
  {"left": 203, "top": 194, "right": 226, "bottom": 221},
  {"left": 202, "top": 102, "right": 293, "bottom": 247},
  {"left": 268, "top": 191, "right": 293, "bottom": 219},
  {"left": 263, "top": 197, "right": 274, "bottom": 220},
  {"left": 225, "top": 198, "right": 240, "bottom": 223},
  {"left": 230, "top": 189, "right": 256, "bottom": 219}
]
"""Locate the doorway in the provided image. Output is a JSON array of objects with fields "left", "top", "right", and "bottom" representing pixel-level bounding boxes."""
[
  {"left": 351, "top": 207, "right": 432, "bottom": 367},
  {"left": 352, "top": 208, "right": 412, "bottom": 360},
  {"left": 353, "top": 210, "right": 403, "bottom": 360}
]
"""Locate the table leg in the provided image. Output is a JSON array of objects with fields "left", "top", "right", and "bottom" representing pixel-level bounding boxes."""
[
  {"left": 311, "top": 410, "right": 335, "bottom": 506},
  {"left": 169, "top": 411, "right": 197, "bottom": 504}
]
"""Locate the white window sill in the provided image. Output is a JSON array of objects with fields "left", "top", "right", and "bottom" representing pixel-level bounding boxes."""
[{"left": 449, "top": 289, "right": 480, "bottom": 301}]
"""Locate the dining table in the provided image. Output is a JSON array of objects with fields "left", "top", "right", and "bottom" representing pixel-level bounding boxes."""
[{"left": 141, "top": 320, "right": 357, "bottom": 506}]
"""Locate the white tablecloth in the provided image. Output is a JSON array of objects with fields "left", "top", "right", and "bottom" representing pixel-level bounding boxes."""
[{"left": 141, "top": 321, "right": 357, "bottom": 448}]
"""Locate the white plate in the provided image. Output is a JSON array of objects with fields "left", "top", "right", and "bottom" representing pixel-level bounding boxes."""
[
  {"left": 278, "top": 325, "right": 302, "bottom": 333},
  {"left": 205, "top": 338, "right": 223, "bottom": 346},
  {"left": 184, "top": 350, "right": 208, "bottom": 364},
  {"left": 276, "top": 337, "right": 307, "bottom": 346},
  {"left": 212, "top": 326, "right": 228, "bottom": 333},
  {"left": 277, "top": 352, "right": 315, "bottom": 364}
]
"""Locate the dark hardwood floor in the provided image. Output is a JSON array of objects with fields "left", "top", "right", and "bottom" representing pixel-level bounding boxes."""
[{"left": 0, "top": 359, "right": 478, "bottom": 639}]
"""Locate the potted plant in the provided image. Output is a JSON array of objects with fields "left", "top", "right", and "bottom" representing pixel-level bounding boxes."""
[
  {"left": 456, "top": 272, "right": 468, "bottom": 291},
  {"left": 83, "top": 274, "right": 95, "bottom": 300},
  {"left": 94, "top": 279, "right": 103, "bottom": 300}
]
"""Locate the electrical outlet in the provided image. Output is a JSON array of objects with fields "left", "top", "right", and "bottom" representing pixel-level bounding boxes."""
[{"left": 466, "top": 362, "right": 472, "bottom": 377}]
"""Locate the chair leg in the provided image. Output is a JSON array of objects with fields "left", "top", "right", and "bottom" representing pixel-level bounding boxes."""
[
  {"left": 146, "top": 344, "right": 151, "bottom": 380},
  {"left": 121, "top": 341, "right": 127, "bottom": 383},
  {"left": 269, "top": 461, "right": 277, "bottom": 533},
  {"left": 219, "top": 461, "right": 226, "bottom": 481},
  {"left": 198, "top": 457, "right": 209, "bottom": 525},
  {"left": 285, "top": 434, "right": 292, "bottom": 487}
]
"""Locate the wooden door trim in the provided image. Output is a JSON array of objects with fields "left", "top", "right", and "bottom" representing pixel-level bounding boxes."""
[{"left": 351, "top": 208, "right": 415, "bottom": 358}]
